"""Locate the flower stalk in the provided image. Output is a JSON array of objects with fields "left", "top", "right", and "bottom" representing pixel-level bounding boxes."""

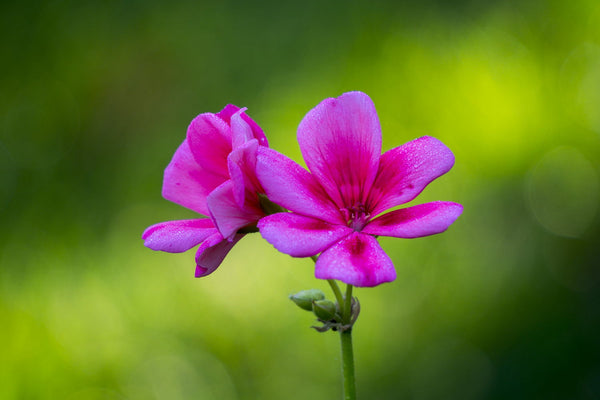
[
  {"left": 340, "top": 328, "right": 356, "bottom": 400},
  {"left": 339, "top": 283, "right": 356, "bottom": 400},
  {"left": 311, "top": 257, "right": 357, "bottom": 400},
  {"left": 327, "top": 278, "right": 344, "bottom": 307}
]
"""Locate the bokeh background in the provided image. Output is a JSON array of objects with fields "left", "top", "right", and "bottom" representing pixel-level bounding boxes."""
[{"left": 2, "top": 0, "right": 600, "bottom": 399}]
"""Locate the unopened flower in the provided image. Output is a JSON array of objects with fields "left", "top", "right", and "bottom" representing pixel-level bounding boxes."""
[
  {"left": 289, "top": 289, "right": 326, "bottom": 311},
  {"left": 312, "top": 299, "right": 337, "bottom": 321},
  {"left": 256, "top": 92, "right": 462, "bottom": 287},
  {"left": 143, "top": 105, "right": 268, "bottom": 277}
]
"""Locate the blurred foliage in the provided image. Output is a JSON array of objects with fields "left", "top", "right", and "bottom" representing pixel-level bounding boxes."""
[{"left": 1, "top": 0, "right": 600, "bottom": 399}]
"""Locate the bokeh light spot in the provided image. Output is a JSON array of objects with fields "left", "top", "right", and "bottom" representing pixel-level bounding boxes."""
[
  {"left": 560, "top": 43, "right": 600, "bottom": 133},
  {"left": 526, "top": 146, "right": 599, "bottom": 238}
]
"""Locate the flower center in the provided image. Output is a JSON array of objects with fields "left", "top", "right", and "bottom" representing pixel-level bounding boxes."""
[{"left": 342, "top": 202, "right": 371, "bottom": 231}]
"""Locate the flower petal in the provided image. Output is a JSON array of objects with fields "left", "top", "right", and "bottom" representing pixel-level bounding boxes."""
[
  {"left": 256, "top": 147, "right": 343, "bottom": 224},
  {"left": 142, "top": 219, "right": 216, "bottom": 253},
  {"left": 162, "top": 139, "right": 224, "bottom": 215},
  {"left": 207, "top": 180, "right": 264, "bottom": 240},
  {"left": 226, "top": 106, "right": 268, "bottom": 148},
  {"left": 215, "top": 104, "right": 241, "bottom": 123},
  {"left": 297, "top": 91, "right": 382, "bottom": 209},
  {"left": 228, "top": 139, "right": 262, "bottom": 209},
  {"left": 258, "top": 213, "right": 352, "bottom": 257},
  {"left": 186, "top": 112, "right": 232, "bottom": 179},
  {"left": 315, "top": 232, "right": 396, "bottom": 287},
  {"left": 363, "top": 201, "right": 463, "bottom": 238},
  {"left": 230, "top": 108, "right": 268, "bottom": 148},
  {"left": 367, "top": 136, "right": 455, "bottom": 215},
  {"left": 230, "top": 108, "right": 254, "bottom": 148},
  {"left": 195, "top": 233, "right": 244, "bottom": 277}
]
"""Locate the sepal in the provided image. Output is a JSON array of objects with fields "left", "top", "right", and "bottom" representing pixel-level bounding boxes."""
[
  {"left": 312, "top": 297, "right": 361, "bottom": 333},
  {"left": 289, "top": 289, "right": 326, "bottom": 311},
  {"left": 312, "top": 299, "right": 337, "bottom": 320},
  {"left": 258, "top": 193, "right": 287, "bottom": 215}
]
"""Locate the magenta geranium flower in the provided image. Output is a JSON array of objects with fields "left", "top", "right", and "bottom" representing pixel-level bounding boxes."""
[
  {"left": 142, "top": 105, "right": 268, "bottom": 277},
  {"left": 256, "top": 91, "right": 462, "bottom": 287}
]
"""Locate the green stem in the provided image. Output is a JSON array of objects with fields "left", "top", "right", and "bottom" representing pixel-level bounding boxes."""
[
  {"left": 310, "top": 256, "right": 357, "bottom": 400},
  {"left": 341, "top": 284, "right": 356, "bottom": 400},
  {"left": 340, "top": 329, "right": 356, "bottom": 400},
  {"left": 328, "top": 279, "right": 344, "bottom": 308},
  {"left": 343, "top": 284, "right": 353, "bottom": 322}
]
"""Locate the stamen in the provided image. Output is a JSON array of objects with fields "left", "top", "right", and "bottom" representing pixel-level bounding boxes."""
[{"left": 344, "top": 202, "right": 371, "bottom": 231}]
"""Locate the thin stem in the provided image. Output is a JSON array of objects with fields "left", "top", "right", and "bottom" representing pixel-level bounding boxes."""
[
  {"left": 328, "top": 280, "right": 345, "bottom": 308},
  {"left": 343, "top": 284, "right": 353, "bottom": 323},
  {"left": 340, "top": 330, "right": 356, "bottom": 400},
  {"left": 311, "top": 256, "right": 345, "bottom": 310},
  {"left": 341, "top": 284, "right": 356, "bottom": 400},
  {"left": 309, "top": 256, "right": 357, "bottom": 400}
]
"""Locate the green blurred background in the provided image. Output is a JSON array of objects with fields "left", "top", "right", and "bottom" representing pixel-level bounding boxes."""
[{"left": 2, "top": 0, "right": 599, "bottom": 399}]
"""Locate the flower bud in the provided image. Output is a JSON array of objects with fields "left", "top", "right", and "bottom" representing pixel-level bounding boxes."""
[
  {"left": 289, "top": 289, "right": 325, "bottom": 311},
  {"left": 312, "top": 299, "right": 337, "bottom": 320}
]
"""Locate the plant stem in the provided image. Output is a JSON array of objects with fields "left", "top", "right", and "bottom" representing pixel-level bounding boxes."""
[
  {"left": 310, "top": 256, "right": 357, "bottom": 400},
  {"left": 340, "top": 284, "right": 356, "bottom": 400},
  {"left": 328, "top": 279, "right": 344, "bottom": 307},
  {"left": 340, "top": 329, "right": 356, "bottom": 400},
  {"left": 343, "top": 284, "right": 353, "bottom": 322}
]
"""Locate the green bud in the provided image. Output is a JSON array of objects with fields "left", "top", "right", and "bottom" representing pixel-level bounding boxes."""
[
  {"left": 289, "top": 289, "right": 326, "bottom": 311},
  {"left": 312, "top": 299, "right": 337, "bottom": 320}
]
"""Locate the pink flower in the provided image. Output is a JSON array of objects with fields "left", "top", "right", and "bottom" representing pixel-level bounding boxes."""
[
  {"left": 256, "top": 92, "right": 463, "bottom": 287},
  {"left": 142, "top": 105, "right": 268, "bottom": 277}
]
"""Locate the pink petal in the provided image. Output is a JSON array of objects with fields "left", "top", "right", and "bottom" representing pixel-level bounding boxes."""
[
  {"left": 207, "top": 180, "right": 264, "bottom": 240},
  {"left": 215, "top": 104, "right": 241, "bottom": 123},
  {"left": 186, "top": 112, "right": 232, "bottom": 179},
  {"left": 363, "top": 201, "right": 463, "bottom": 238},
  {"left": 258, "top": 213, "right": 352, "bottom": 257},
  {"left": 297, "top": 91, "right": 382, "bottom": 209},
  {"left": 195, "top": 233, "right": 244, "bottom": 277},
  {"left": 315, "top": 232, "right": 396, "bottom": 287},
  {"left": 162, "top": 139, "right": 224, "bottom": 216},
  {"left": 245, "top": 115, "right": 268, "bottom": 147},
  {"left": 228, "top": 107, "right": 268, "bottom": 148},
  {"left": 230, "top": 108, "right": 268, "bottom": 148},
  {"left": 228, "top": 139, "right": 262, "bottom": 209},
  {"left": 142, "top": 219, "right": 217, "bottom": 253},
  {"left": 367, "top": 136, "right": 455, "bottom": 216},
  {"left": 256, "top": 147, "right": 343, "bottom": 224},
  {"left": 230, "top": 108, "right": 254, "bottom": 148}
]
